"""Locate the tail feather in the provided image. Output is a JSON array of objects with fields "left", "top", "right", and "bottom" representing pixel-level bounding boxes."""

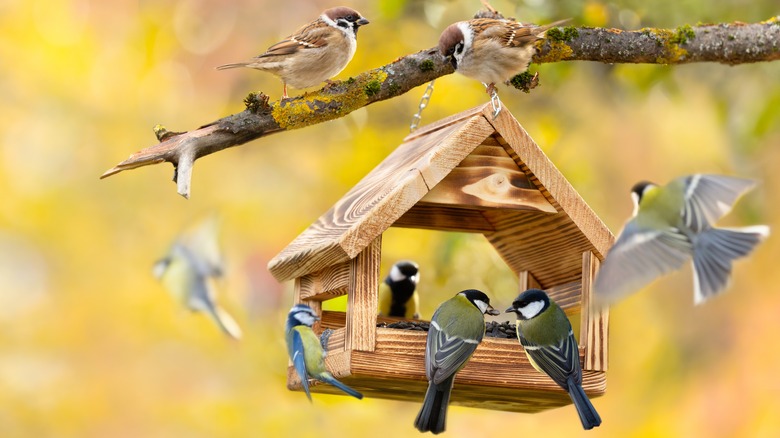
[
  {"left": 414, "top": 376, "right": 454, "bottom": 434},
  {"left": 207, "top": 305, "right": 243, "bottom": 340},
  {"left": 567, "top": 379, "right": 601, "bottom": 430},
  {"left": 320, "top": 374, "right": 363, "bottom": 400},
  {"left": 693, "top": 226, "right": 769, "bottom": 304}
]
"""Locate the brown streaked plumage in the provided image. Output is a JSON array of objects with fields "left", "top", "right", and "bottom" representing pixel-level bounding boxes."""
[
  {"left": 438, "top": 18, "right": 569, "bottom": 94},
  {"left": 218, "top": 7, "right": 369, "bottom": 98}
]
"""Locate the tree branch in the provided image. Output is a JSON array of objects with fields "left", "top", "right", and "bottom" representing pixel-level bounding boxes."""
[{"left": 101, "top": 18, "right": 780, "bottom": 198}]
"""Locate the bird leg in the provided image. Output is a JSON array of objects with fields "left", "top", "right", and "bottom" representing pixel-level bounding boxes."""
[{"left": 282, "top": 83, "right": 289, "bottom": 100}]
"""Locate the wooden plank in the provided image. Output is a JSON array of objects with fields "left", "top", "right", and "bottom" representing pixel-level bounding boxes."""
[
  {"left": 518, "top": 270, "right": 541, "bottom": 291},
  {"left": 393, "top": 204, "right": 495, "bottom": 232},
  {"left": 346, "top": 237, "right": 381, "bottom": 352},
  {"left": 485, "top": 105, "right": 615, "bottom": 259},
  {"left": 420, "top": 167, "right": 557, "bottom": 213},
  {"left": 297, "top": 262, "right": 350, "bottom": 301},
  {"left": 286, "top": 327, "right": 606, "bottom": 413},
  {"left": 270, "top": 107, "right": 496, "bottom": 283},
  {"left": 293, "top": 277, "right": 323, "bottom": 332},
  {"left": 483, "top": 209, "right": 597, "bottom": 288},
  {"left": 546, "top": 281, "right": 582, "bottom": 313},
  {"left": 581, "top": 251, "right": 609, "bottom": 371}
]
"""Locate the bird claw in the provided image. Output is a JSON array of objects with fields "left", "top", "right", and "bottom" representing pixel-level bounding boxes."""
[{"left": 319, "top": 328, "right": 333, "bottom": 354}]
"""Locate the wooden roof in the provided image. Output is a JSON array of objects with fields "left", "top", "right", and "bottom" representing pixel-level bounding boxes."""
[{"left": 269, "top": 104, "right": 614, "bottom": 288}]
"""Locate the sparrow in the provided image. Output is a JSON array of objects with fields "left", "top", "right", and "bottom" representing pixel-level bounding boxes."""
[
  {"left": 594, "top": 174, "right": 770, "bottom": 306},
  {"left": 414, "top": 289, "right": 500, "bottom": 434},
  {"left": 217, "top": 7, "right": 369, "bottom": 98},
  {"left": 506, "top": 289, "right": 602, "bottom": 430},
  {"left": 438, "top": 18, "right": 568, "bottom": 95},
  {"left": 286, "top": 304, "right": 363, "bottom": 401},
  {"left": 153, "top": 216, "right": 242, "bottom": 339},
  {"left": 378, "top": 260, "right": 421, "bottom": 319}
]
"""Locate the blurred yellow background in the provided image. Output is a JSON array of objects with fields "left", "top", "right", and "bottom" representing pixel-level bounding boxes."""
[{"left": 1, "top": 0, "right": 778, "bottom": 436}]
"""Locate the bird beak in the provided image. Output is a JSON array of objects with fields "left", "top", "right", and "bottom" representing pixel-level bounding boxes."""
[
  {"left": 486, "top": 306, "right": 500, "bottom": 316},
  {"left": 504, "top": 306, "right": 515, "bottom": 313},
  {"left": 357, "top": 17, "right": 369, "bottom": 26}
]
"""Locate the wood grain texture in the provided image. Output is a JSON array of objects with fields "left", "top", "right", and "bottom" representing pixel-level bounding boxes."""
[
  {"left": 484, "top": 105, "right": 615, "bottom": 259},
  {"left": 269, "top": 109, "right": 495, "bottom": 282},
  {"left": 581, "top": 251, "right": 609, "bottom": 371},
  {"left": 287, "top": 327, "right": 606, "bottom": 413},
  {"left": 418, "top": 142, "right": 556, "bottom": 213},
  {"left": 394, "top": 204, "right": 495, "bottom": 232},
  {"left": 346, "top": 237, "right": 381, "bottom": 352},
  {"left": 296, "top": 262, "right": 350, "bottom": 301}
]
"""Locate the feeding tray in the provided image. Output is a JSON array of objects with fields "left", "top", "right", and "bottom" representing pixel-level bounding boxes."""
[{"left": 268, "top": 103, "right": 613, "bottom": 413}]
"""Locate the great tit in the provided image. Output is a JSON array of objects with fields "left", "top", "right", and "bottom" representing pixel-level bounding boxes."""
[
  {"left": 153, "top": 217, "right": 242, "bottom": 339},
  {"left": 506, "top": 289, "right": 602, "bottom": 430},
  {"left": 285, "top": 304, "right": 363, "bottom": 401},
  {"left": 414, "top": 289, "right": 500, "bottom": 434},
  {"left": 594, "top": 174, "right": 770, "bottom": 306},
  {"left": 378, "top": 260, "right": 420, "bottom": 319}
]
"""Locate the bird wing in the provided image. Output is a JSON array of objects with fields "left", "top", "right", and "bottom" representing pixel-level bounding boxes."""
[
  {"left": 259, "top": 20, "right": 330, "bottom": 58},
  {"left": 520, "top": 330, "right": 580, "bottom": 389},
  {"left": 290, "top": 328, "right": 312, "bottom": 402},
  {"left": 427, "top": 320, "right": 482, "bottom": 385},
  {"left": 679, "top": 174, "right": 756, "bottom": 232},
  {"left": 377, "top": 282, "right": 392, "bottom": 316},
  {"left": 594, "top": 220, "right": 692, "bottom": 305}
]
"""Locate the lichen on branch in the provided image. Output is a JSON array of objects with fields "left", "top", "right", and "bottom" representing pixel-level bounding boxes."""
[{"left": 101, "top": 17, "right": 780, "bottom": 198}]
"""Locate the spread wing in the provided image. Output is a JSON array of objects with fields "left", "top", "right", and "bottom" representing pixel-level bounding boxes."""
[
  {"left": 426, "top": 320, "right": 481, "bottom": 385},
  {"left": 259, "top": 19, "right": 329, "bottom": 58},
  {"left": 290, "top": 329, "right": 312, "bottom": 401},
  {"left": 679, "top": 174, "right": 756, "bottom": 233},
  {"left": 520, "top": 330, "right": 580, "bottom": 388},
  {"left": 594, "top": 220, "right": 692, "bottom": 305}
]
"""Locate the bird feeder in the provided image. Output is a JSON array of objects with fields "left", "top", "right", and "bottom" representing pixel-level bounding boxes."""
[{"left": 268, "top": 103, "right": 613, "bottom": 413}]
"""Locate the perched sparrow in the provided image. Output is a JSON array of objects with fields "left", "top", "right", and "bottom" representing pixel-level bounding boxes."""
[
  {"left": 438, "top": 18, "right": 568, "bottom": 95},
  {"left": 217, "top": 7, "right": 369, "bottom": 99},
  {"left": 594, "top": 174, "right": 770, "bottom": 306}
]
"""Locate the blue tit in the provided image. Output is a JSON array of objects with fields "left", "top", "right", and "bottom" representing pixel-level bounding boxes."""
[
  {"left": 414, "top": 289, "right": 500, "bottom": 434},
  {"left": 154, "top": 224, "right": 242, "bottom": 340},
  {"left": 285, "top": 304, "right": 363, "bottom": 401},
  {"left": 506, "top": 289, "right": 602, "bottom": 430},
  {"left": 594, "top": 174, "right": 769, "bottom": 306},
  {"left": 378, "top": 260, "right": 420, "bottom": 319}
]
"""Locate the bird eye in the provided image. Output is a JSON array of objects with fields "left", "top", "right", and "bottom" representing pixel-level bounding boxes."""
[{"left": 346, "top": 14, "right": 357, "bottom": 22}]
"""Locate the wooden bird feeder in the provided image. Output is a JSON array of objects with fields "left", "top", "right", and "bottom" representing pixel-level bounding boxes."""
[{"left": 269, "top": 103, "right": 613, "bottom": 413}]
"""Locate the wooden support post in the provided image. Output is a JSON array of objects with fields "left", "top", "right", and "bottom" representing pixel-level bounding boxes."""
[
  {"left": 518, "top": 270, "right": 541, "bottom": 291},
  {"left": 579, "top": 251, "right": 608, "bottom": 371},
  {"left": 294, "top": 277, "right": 323, "bottom": 332},
  {"left": 346, "top": 236, "right": 381, "bottom": 352}
]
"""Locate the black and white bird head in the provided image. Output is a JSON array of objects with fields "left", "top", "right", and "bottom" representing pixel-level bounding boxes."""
[
  {"left": 287, "top": 304, "right": 320, "bottom": 329},
  {"left": 629, "top": 180, "right": 656, "bottom": 217},
  {"left": 505, "top": 288, "right": 550, "bottom": 320},
  {"left": 322, "top": 7, "right": 370, "bottom": 37},
  {"left": 460, "top": 289, "right": 500, "bottom": 315},
  {"left": 389, "top": 260, "right": 420, "bottom": 285}
]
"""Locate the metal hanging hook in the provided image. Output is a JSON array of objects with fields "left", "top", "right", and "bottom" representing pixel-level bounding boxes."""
[{"left": 410, "top": 80, "right": 436, "bottom": 132}]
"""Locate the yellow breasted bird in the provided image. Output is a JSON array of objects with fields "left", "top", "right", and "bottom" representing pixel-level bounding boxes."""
[
  {"left": 285, "top": 304, "right": 363, "bottom": 401},
  {"left": 153, "top": 216, "right": 242, "bottom": 339},
  {"left": 594, "top": 174, "right": 769, "bottom": 306},
  {"left": 414, "top": 289, "right": 500, "bottom": 434},
  {"left": 506, "top": 289, "right": 602, "bottom": 430},
  {"left": 378, "top": 260, "right": 420, "bottom": 319}
]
